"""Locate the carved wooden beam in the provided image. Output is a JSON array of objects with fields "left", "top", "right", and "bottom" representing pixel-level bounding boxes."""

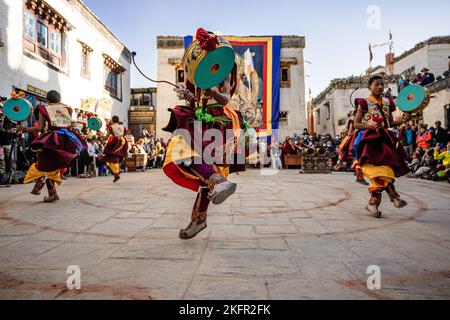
[{"left": 25, "top": 0, "right": 73, "bottom": 32}]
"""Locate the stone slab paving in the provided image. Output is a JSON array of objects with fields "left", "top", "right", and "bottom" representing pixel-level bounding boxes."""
[{"left": 0, "top": 169, "right": 449, "bottom": 300}]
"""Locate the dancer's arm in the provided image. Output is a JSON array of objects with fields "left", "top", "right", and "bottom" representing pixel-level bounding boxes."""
[
  {"left": 204, "top": 74, "right": 232, "bottom": 105},
  {"left": 390, "top": 112, "right": 411, "bottom": 127},
  {"left": 174, "top": 84, "right": 196, "bottom": 105},
  {"left": 17, "top": 113, "right": 44, "bottom": 133}
]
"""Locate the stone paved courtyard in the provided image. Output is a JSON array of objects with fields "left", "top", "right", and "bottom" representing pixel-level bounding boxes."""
[{"left": 0, "top": 169, "right": 449, "bottom": 300}]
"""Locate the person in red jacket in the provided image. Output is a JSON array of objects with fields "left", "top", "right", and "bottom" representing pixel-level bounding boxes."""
[{"left": 416, "top": 125, "right": 432, "bottom": 150}]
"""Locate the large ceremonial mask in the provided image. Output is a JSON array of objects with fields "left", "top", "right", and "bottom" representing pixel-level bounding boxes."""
[
  {"left": 46, "top": 103, "right": 72, "bottom": 128},
  {"left": 397, "top": 84, "right": 430, "bottom": 114},
  {"left": 2, "top": 97, "right": 32, "bottom": 122},
  {"left": 183, "top": 29, "right": 236, "bottom": 89}
]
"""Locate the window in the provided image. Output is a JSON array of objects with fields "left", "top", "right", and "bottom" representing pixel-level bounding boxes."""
[
  {"left": 402, "top": 66, "right": 416, "bottom": 78},
  {"left": 131, "top": 93, "right": 142, "bottom": 106},
  {"left": 37, "top": 22, "right": 48, "bottom": 48},
  {"left": 24, "top": 12, "right": 36, "bottom": 39},
  {"left": 143, "top": 93, "right": 151, "bottom": 106},
  {"left": 317, "top": 109, "right": 321, "bottom": 125},
  {"left": 80, "top": 42, "right": 93, "bottom": 78},
  {"left": 325, "top": 103, "right": 331, "bottom": 120},
  {"left": 105, "top": 68, "right": 118, "bottom": 97},
  {"left": 81, "top": 50, "right": 90, "bottom": 78},
  {"left": 279, "top": 111, "right": 288, "bottom": 124},
  {"left": 281, "top": 67, "right": 290, "bottom": 88},
  {"left": 23, "top": 10, "right": 63, "bottom": 66},
  {"left": 103, "top": 54, "right": 124, "bottom": 100},
  {"left": 176, "top": 68, "right": 185, "bottom": 84},
  {"left": 49, "top": 29, "right": 61, "bottom": 54}
]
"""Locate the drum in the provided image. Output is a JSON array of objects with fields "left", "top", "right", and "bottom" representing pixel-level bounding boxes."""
[
  {"left": 2, "top": 98, "right": 32, "bottom": 122},
  {"left": 397, "top": 84, "right": 430, "bottom": 114},
  {"left": 87, "top": 116, "right": 103, "bottom": 131},
  {"left": 183, "top": 36, "right": 236, "bottom": 89}
]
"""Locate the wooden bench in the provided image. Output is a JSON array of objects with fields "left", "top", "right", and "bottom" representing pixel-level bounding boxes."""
[
  {"left": 125, "top": 154, "right": 148, "bottom": 172},
  {"left": 283, "top": 154, "right": 302, "bottom": 169}
]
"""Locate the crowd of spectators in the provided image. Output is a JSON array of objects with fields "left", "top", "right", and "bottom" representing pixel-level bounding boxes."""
[
  {"left": 0, "top": 107, "right": 167, "bottom": 184},
  {"left": 269, "top": 120, "right": 450, "bottom": 184},
  {"left": 66, "top": 127, "right": 167, "bottom": 179},
  {"left": 402, "top": 121, "right": 450, "bottom": 183}
]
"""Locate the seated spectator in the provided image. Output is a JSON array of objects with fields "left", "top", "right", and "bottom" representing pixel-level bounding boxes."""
[
  {"left": 433, "top": 143, "right": 450, "bottom": 182},
  {"left": 282, "top": 138, "right": 301, "bottom": 156},
  {"left": 416, "top": 125, "right": 432, "bottom": 150},
  {"left": 135, "top": 139, "right": 147, "bottom": 154},
  {"left": 408, "top": 152, "right": 421, "bottom": 171},
  {"left": 407, "top": 149, "right": 436, "bottom": 179}
]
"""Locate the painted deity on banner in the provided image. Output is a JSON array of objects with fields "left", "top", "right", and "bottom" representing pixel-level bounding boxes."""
[{"left": 229, "top": 47, "right": 264, "bottom": 129}]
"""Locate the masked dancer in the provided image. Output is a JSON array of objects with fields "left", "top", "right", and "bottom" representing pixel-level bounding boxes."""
[{"left": 163, "top": 28, "right": 253, "bottom": 240}]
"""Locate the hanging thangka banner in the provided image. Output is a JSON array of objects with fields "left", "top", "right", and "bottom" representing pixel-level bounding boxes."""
[{"left": 184, "top": 35, "right": 281, "bottom": 138}]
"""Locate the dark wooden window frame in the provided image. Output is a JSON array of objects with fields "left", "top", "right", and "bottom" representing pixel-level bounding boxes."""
[
  {"left": 176, "top": 66, "right": 185, "bottom": 84},
  {"left": 103, "top": 53, "right": 125, "bottom": 102},
  {"left": 23, "top": 5, "right": 65, "bottom": 68},
  {"left": 281, "top": 66, "right": 291, "bottom": 88},
  {"left": 79, "top": 42, "right": 93, "bottom": 79}
]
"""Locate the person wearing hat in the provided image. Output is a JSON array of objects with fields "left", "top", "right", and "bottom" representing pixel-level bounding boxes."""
[
  {"left": 419, "top": 67, "right": 435, "bottom": 86},
  {"left": 416, "top": 124, "right": 432, "bottom": 150}
]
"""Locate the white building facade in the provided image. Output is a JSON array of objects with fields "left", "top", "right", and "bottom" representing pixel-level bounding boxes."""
[
  {"left": 0, "top": 0, "right": 131, "bottom": 128},
  {"left": 313, "top": 36, "right": 450, "bottom": 135},
  {"left": 312, "top": 76, "right": 400, "bottom": 136},
  {"left": 155, "top": 35, "right": 306, "bottom": 140}
]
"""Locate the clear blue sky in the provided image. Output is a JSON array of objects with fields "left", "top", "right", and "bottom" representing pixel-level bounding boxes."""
[{"left": 83, "top": 0, "right": 450, "bottom": 97}]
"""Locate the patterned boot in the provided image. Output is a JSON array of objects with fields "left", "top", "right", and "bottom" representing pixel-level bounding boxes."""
[
  {"left": 207, "top": 173, "right": 237, "bottom": 205},
  {"left": 30, "top": 178, "right": 45, "bottom": 195},
  {"left": 385, "top": 183, "right": 408, "bottom": 209},
  {"left": 365, "top": 191, "right": 382, "bottom": 218},
  {"left": 179, "top": 210, "right": 207, "bottom": 240},
  {"left": 44, "top": 179, "right": 59, "bottom": 203}
]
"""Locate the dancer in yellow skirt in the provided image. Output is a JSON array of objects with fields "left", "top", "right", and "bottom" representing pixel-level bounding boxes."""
[
  {"left": 17, "top": 90, "right": 86, "bottom": 202},
  {"left": 353, "top": 75, "right": 410, "bottom": 218},
  {"left": 97, "top": 116, "right": 128, "bottom": 183}
]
